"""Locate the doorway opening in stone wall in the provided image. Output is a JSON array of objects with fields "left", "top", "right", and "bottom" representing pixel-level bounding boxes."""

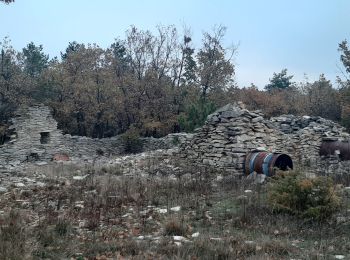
[
  {"left": 40, "top": 132, "right": 50, "bottom": 144},
  {"left": 0, "top": 128, "right": 17, "bottom": 146}
]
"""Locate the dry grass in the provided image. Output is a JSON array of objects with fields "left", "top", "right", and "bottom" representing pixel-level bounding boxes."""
[{"left": 0, "top": 157, "right": 349, "bottom": 259}]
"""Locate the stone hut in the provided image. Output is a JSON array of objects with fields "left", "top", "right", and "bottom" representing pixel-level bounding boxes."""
[
  {"left": 0, "top": 105, "right": 65, "bottom": 165},
  {"left": 180, "top": 102, "right": 349, "bottom": 175}
]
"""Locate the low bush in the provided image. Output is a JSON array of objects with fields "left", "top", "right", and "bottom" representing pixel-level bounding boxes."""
[
  {"left": 54, "top": 219, "right": 71, "bottom": 236},
  {"left": 0, "top": 211, "right": 26, "bottom": 259},
  {"left": 267, "top": 171, "right": 341, "bottom": 220},
  {"left": 121, "top": 127, "right": 143, "bottom": 154},
  {"left": 163, "top": 217, "right": 187, "bottom": 236}
]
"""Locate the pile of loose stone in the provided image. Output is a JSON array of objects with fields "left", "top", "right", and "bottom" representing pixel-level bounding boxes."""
[
  {"left": 271, "top": 114, "right": 348, "bottom": 137},
  {"left": 271, "top": 114, "right": 350, "bottom": 166},
  {"left": 180, "top": 103, "right": 288, "bottom": 174},
  {"left": 180, "top": 102, "right": 350, "bottom": 175}
]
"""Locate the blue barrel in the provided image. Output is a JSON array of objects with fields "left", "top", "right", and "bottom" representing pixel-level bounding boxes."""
[{"left": 244, "top": 151, "right": 293, "bottom": 176}]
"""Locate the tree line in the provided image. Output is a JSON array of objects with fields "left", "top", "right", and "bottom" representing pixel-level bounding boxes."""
[{"left": 1, "top": 24, "right": 350, "bottom": 144}]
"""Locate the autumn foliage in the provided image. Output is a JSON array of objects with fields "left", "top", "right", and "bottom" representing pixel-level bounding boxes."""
[{"left": 0, "top": 27, "right": 350, "bottom": 143}]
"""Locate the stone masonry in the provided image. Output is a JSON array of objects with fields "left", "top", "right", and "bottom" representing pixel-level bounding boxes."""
[
  {"left": 0, "top": 104, "right": 188, "bottom": 169},
  {"left": 0, "top": 105, "right": 65, "bottom": 165},
  {"left": 1, "top": 103, "right": 349, "bottom": 176},
  {"left": 179, "top": 102, "right": 350, "bottom": 175}
]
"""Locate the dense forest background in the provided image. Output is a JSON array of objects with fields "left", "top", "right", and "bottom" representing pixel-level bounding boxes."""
[{"left": 1, "top": 23, "right": 350, "bottom": 143}]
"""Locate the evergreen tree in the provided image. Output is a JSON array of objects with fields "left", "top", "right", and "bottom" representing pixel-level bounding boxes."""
[
  {"left": 0, "top": 0, "right": 14, "bottom": 4},
  {"left": 183, "top": 36, "right": 196, "bottom": 84},
  {"left": 109, "top": 39, "right": 131, "bottom": 77},
  {"left": 22, "top": 42, "right": 49, "bottom": 78},
  {"left": 60, "top": 41, "right": 85, "bottom": 60},
  {"left": 265, "top": 69, "right": 294, "bottom": 91},
  {"left": 339, "top": 40, "right": 350, "bottom": 75},
  {"left": 306, "top": 74, "right": 341, "bottom": 121}
]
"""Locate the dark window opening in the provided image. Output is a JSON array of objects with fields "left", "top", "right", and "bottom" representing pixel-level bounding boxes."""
[
  {"left": 27, "top": 152, "right": 39, "bottom": 162},
  {"left": 40, "top": 132, "right": 50, "bottom": 144}
]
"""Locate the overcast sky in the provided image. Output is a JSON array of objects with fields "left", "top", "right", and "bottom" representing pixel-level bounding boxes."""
[{"left": 1, "top": 0, "right": 349, "bottom": 88}]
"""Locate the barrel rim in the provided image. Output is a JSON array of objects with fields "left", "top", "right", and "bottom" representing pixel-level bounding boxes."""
[{"left": 244, "top": 150, "right": 293, "bottom": 176}]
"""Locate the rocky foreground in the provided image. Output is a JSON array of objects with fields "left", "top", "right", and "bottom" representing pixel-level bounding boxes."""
[
  {"left": 0, "top": 149, "right": 349, "bottom": 259},
  {"left": 1, "top": 103, "right": 350, "bottom": 258}
]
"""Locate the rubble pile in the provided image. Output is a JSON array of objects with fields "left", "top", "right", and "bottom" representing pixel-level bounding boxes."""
[
  {"left": 271, "top": 114, "right": 349, "bottom": 164},
  {"left": 180, "top": 103, "right": 350, "bottom": 174}
]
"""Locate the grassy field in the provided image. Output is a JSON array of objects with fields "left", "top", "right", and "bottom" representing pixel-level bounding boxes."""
[{"left": 0, "top": 159, "right": 349, "bottom": 259}]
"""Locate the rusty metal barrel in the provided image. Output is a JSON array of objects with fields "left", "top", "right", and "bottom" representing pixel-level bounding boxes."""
[
  {"left": 244, "top": 151, "right": 293, "bottom": 176},
  {"left": 319, "top": 140, "right": 350, "bottom": 161}
]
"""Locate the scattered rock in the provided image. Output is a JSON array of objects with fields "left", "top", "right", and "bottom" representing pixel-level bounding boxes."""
[
  {"left": 173, "top": 236, "right": 189, "bottom": 242},
  {"left": 35, "top": 161, "right": 48, "bottom": 166},
  {"left": 191, "top": 232, "right": 199, "bottom": 238},
  {"left": 0, "top": 186, "right": 8, "bottom": 193},
  {"left": 170, "top": 206, "right": 181, "bottom": 212},
  {"left": 75, "top": 201, "right": 84, "bottom": 209},
  {"left": 73, "top": 175, "right": 89, "bottom": 181},
  {"left": 156, "top": 208, "right": 167, "bottom": 214}
]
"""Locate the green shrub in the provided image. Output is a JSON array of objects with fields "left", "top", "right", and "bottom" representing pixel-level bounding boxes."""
[
  {"left": 179, "top": 98, "right": 216, "bottom": 132},
  {"left": 267, "top": 171, "right": 341, "bottom": 220},
  {"left": 121, "top": 127, "right": 143, "bottom": 154},
  {"left": 54, "top": 219, "right": 70, "bottom": 236}
]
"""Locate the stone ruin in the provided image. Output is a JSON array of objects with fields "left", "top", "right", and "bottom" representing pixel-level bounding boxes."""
[
  {"left": 0, "top": 105, "right": 64, "bottom": 166},
  {"left": 179, "top": 102, "right": 350, "bottom": 176},
  {"left": 1, "top": 102, "right": 350, "bottom": 177},
  {"left": 0, "top": 104, "right": 187, "bottom": 169}
]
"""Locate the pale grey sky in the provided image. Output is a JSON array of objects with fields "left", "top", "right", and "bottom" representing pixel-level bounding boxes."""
[{"left": 1, "top": 0, "right": 349, "bottom": 87}]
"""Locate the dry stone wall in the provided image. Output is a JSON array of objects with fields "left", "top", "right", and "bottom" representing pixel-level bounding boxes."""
[
  {"left": 1, "top": 103, "right": 349, "bottom": 176},
  {"left": 180, "top": 102, "right": 350, "bottom": 175},
  {"left": 0, "top": 105, "right": 187, "bottom": 169},
  {"left": 179, "top": 103, "right": 289, "bottom": 173},
  {"left": 0, "top": 105, "right": 65, "bottom": 165},
  {"left": 270, "top": 114, "right": 349, "bottom": 165}
]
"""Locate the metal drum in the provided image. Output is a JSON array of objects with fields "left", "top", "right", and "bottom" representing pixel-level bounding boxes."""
[
  {"left": 319, "top": 140, "right": 350, "bottom": 161},
  {"left": 244, "top": 151, "right": 293, "bottom": 176}
]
